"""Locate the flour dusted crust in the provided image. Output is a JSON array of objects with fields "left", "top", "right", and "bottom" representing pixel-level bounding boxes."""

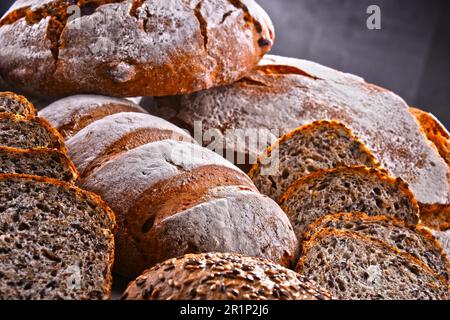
[
  {"left": 152, "top": 55, "right": 450, "bottom": 207},
  {"left": 39, "top": 95, "right": 147, "bottom": 138},
  {"left": 66, "top": 112, "right": 193, "bottom": 176},
  {"left": 0, "top": 0, "right": 274, "bottom": 97}
]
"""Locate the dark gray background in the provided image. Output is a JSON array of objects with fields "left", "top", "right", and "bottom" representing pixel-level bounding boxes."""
[{"left": 1, "top": 0, "right": 449, "bottom": 128}]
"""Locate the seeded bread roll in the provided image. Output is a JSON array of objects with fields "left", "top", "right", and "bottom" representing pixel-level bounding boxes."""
[
  {"left": 0, "top": 174, "right": 116, "bottom": 300},
  {"left": 279, "top": 166, "right": 420, "bottom": 243},
  {"left": 41, "top": 96, "right": 299, "bottom": 278},
  {"left": 150, "top": 55, "right": 450, "bottom": 210},
  {"left": 0, "top": 91, "right": 36, "bottom": 118},
  {"left": 248, "top": 120, "right": 381, "bottom": 201},
  {"left": 39, "top": 95, "right": 147, "bottom": 139},
  {"left": 296, "top": 229, "right": 449, "bottom": 300},
  {"left": 303, "top": 212, "right": 449, "bottom": 282},
  {"left": 0, "top": 0, "right": 273, "bottom": 98},
  {"left": 0, "top": 113, "right": 66, "bottom": 152},
  {"left": 0, "top": 146, "right": 78, "bottom": 182},
  {"left": 122, "top": 252, "right": 331, "bottom": 300}
]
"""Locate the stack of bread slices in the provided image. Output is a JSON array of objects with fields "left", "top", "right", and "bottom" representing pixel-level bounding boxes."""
[{"left": 0, "top": 0, "right": 449, "bottom": 300}]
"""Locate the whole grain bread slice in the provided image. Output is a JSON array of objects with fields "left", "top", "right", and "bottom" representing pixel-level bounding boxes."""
[
  {"left": 0, "top": 113, "right": 66, "bottom": 152},
  {"left": 0, "top": 92, "right": 36, "bottom": 118},
  {"left": 279, "top": 166, "right": 420, "bottom": 243},
  {"left": 303, "top": 212, "right": 449, "bottom": 282},
  {"left": 0, "top": 147, "right": 79, "bottom": 182},
  {"left": 296, "top": 229, "right": 449, "bottom": 300},
  {"left": 248, "top": 120, "right": 381, "bottom": 201},
  {"left": 0, "top": 174, "right": 116, "bottom": 300}
]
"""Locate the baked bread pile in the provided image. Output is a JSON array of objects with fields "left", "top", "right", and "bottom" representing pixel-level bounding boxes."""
[
  {"left": 1, "top": 0, "right": 449, "bottom": 300},
  {"left": 0, "top": 92, "right": 116, "bottom": 299}
]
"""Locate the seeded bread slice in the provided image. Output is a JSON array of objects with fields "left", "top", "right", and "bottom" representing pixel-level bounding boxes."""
[
  {"left": 296, "top": 229, "right": 449, "bottom": 300},
  {"left": 279, "top": 166, "right": 420, "bottom": 243},
  {"left": 0, "top": 174, "right": 116, "bottom": 300},
  {"left": 0, "top": 113, "right": 66, "bottom": 152},
  {"left": 0, "top": 147, "right": 78, "bottom": 182},
  {"left": 303, "top": 212, "right": 449, "bottom": 282},
  {"left": 248, "top": 120, "right": 381, "bottom": 201},
  {"left": 122, "top": 252, "right": 331, "bottom": 300},
  {"left": 0, "top": 92, "right": 36, "bottom": 118}
]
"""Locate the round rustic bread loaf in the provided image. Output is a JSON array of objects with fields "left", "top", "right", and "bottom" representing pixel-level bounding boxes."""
[
  {"left": 40, "top": 95, "right": 299, "bottom": 278},
  {"left": 0, "top": 0, "right": 274, "bottom": 98},
  {"left": 122, "top": 252, "right": 332, "bottom": 300}
]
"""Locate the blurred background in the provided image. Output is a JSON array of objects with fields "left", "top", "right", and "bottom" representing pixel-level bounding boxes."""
[{"left": 1, "top": 0, "right": 449, "bottom": 127}]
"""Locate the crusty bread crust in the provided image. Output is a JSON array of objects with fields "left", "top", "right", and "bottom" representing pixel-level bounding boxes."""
[
  {"left": 0, "top": 146, "right": 79, "bottom": 182},
  {"left": 0, "top": 173, "right": 117, "bottom": 298},
  {"left": 0, "top": 0, "right": 274, "bottom": 98}
]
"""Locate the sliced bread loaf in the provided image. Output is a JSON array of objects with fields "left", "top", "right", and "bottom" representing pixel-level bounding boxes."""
[
  {"left": 0, "top": 113, "right": 65, "bottom": 151},
  {"left": 279, "top": 166, "right": 420, "bottom": 243},
  {"left": 303, "top": 212, "right": 449, "bottom": 282},
  {"left": 0, "top": 91, "right": 36, "bottom": 118},
  {"left": 296, "top": 229, "right": 449, "bottom": 300},
  {"left": 248, "top": 120, "right": 381, "bottom": 201},
  {"left": 39, "top": 95, "right": 147, "bottom": 139},
  {"left": 0, "top": 174, "right": 116, "bottom": 300},
  {"left": 0, "top": 147, "right": 78, "bottom": 182},
  {"left": 122, "top": 252, "right": 331, "bottom": 300}
]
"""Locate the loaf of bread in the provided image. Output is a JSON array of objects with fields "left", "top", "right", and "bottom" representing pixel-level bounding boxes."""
[
  {"left": 0, "top": 113, "right": 66, "bottom": 151},
  {"left": 278, "top": 166, "right": 420, "bottom": 243},
  {"left": 303, "top": 212, "right": 449, "bottom": 282},
  {"left": 0, "top": 146, "right": 78, "bottom": 182},
  {"left": 248, "top": 120, "right": 381, "bottom": 201},
  {"left": 39, "top": 95, "right": 147, "bottom": 139},
  {"left": 0, "top": 0, "right": 273, "bottom": 98},
  {"left": 40, "top": 95, "right": 299, "bottom": 278},
  {"left": 150, "top": 55, "right": 450, "bottom": 211},
  {"left": 0, "top": 174, "right": 116, "bottom": 299},
  {"left": 122, "top": 252, "right": 331, "bottom": 300},
  {"left": 296, "top": 229, "right": 449, "bottom": 300},
  {"left": 0, "top": 91, "right": 36, "bottom": 118}
]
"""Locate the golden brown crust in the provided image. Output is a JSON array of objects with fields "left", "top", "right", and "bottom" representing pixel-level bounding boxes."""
[
  {"left": 248, "top": 120, "right": 383, "bottom": 179},
  {"left": 0, "top": 146, "right": 79, "bottom": 182},
  {"left": 278, "top": 166, "right": 419, "bottom": 213},
  {"left": 0, "top": 113, "right": 68, "bottom": 153},
  {"left": 0, "top": 173, "right": 117, "bottom": 298},
  {"left": 419, "top": 203, "right": 450, "bottom": 231},
  {"left": 0, "top": 91, "right": 36, "bottom": 118}
]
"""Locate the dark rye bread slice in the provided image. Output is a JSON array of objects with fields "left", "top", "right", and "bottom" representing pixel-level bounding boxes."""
[
  {"left": 0, "top": 91, "right": 36, "bottom": 118},
  {"left": 39, "top": 95, "right": 147, "bottom": 139},
  {"left": 122, "top": 252, "right": 331, "bottom": 300},
  {"left": 279, "top": 166, "right": 420, "bottom": 243},
  {"left": 303, "top": 212, "right": 449, "bottom": 282},
  {"left": 248, "top": 120, "right": 381, "bottom": 201},
  {"left": 0, "top": 174, "right": 116, "bottom": 300},
  {"left": 0, "top": 147, "right": 79, "bottom": 182},
  {"left": 296, "top": 229, "right": 449, "bottom": 300},
  {"left": 151, "top": 55, "right": 450, "bottom": 209},
  {"left": 0, "top": 113, "right": 66, "bottom": 152}
]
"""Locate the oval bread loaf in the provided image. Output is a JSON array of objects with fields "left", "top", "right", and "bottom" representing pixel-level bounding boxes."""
[
  {"left": 40, "top": 95, "right": 299, "bottom": 278},
  {"left": 0, "top": 0, "right": 274, "bottom": 98},
  {"left": 122, "top": 252, "right": 331, "bottom": 300}
]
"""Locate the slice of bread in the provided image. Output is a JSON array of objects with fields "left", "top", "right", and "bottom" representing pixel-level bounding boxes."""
[
  {"left": 296, "top": 229, "right": 449, "bottom": 300},
  {"left": 304, "top": 212, "right": 449, "bottom": 282},
  {"left": 0, "top": 113, "right": 65, "bottom": 151},
  {"left": 0, "top": 92, "right": 36, "bottom": 118},
  {"left": 279, "top": 166, "right": 420, "bottom": 242},
  {"left": 0, "top": 174, "right": 116, "bottom": 299},
  {"left": 0, "top": 147, "right": 78, "bottom": 182},
  {"left": 122, "top": 252, "right": 331, "bottom": 300},
  {"left": 248, "top": 120, "right": 381, "bottom": 200}
]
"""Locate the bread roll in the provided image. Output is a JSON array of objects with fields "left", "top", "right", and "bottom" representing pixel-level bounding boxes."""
[
  {"left": 122, "top": 252, "right": 331, "bottom": 300},
  {"left": 0, "top": 0, "right": 274, "bottom": 98}
]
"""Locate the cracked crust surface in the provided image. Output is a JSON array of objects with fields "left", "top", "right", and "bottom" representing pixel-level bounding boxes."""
[{"left": 0, "top": 0, "right": 274, "bottom": 97}]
